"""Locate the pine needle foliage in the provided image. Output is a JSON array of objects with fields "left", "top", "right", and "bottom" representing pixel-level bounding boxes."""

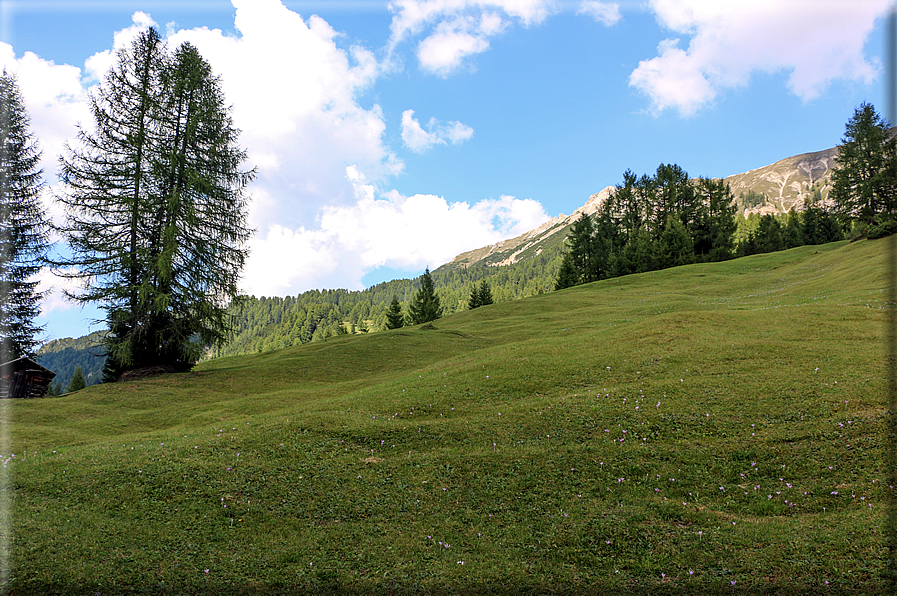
[
  {"left": 55, "top": 29, "right": 253, "bottom": 379},
  {"left": 467, "top": 279, "right": 494, "bottom": 309},
  {"left": 0, "top": 71, "right": 49, "bottom": 360}
]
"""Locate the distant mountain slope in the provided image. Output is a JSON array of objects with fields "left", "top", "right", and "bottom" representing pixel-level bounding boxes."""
[
  {"left": 36, "top": 331, "right": 106, "bottom": 391},
  {"left": 442, "top": 141, "right": 845, "bottom": 272},
  {"left": 723, "top": 146, "right": 837, "bottom": 216},
  {"left": 440, "top": 186, "right": 615, "bottom": 272}
]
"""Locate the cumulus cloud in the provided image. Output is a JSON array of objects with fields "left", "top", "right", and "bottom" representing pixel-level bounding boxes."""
[
  {"left": 242, "top": 166, "right": 550, "bottom": 296},
  {"left": 577, "top": 1, "right": 622, "bottom": 26},
  {"left": 631, "top": 0, "right": 889, "bottom": 115},
  {"left": 84, "top": 11, "right": 157, "bottom": 82},
  {"left": 9, "top": 1, "right": 542, "bottom": 305},
  {"left": 401, "top": 109, "right": 474, "bottom": 153},
  {"left": 388, "top": 0, "right": 554, "bottom": 75},
  {"left": 166, "top": 0, "right": 400, "bottom": 230},
  {"left": 0, "top": 43, "right": 89, "bottom": 182}
]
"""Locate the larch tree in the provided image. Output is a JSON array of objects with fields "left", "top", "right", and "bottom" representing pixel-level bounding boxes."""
[
  {"left": 55, "top": 28, "right": 253, "bottom": 380},
  {"left": 830, "top": 102, "right": 897, "bottom": 225},
  {"left": 0, "top": 71, "right": 49, "bottom": 360}
]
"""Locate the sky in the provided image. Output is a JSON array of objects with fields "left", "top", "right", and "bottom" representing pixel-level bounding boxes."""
[{"left": 0, "top": 0, "right": 891, "bottom": 342}]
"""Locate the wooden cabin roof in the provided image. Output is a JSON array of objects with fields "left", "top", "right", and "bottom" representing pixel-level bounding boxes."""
[{"left": 2, "top": 357, "right": 56, "bottom": 378}]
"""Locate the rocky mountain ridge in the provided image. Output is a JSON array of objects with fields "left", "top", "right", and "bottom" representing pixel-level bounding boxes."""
[{"left": 441, "top": 142, "right": 842, "bottom": 271}]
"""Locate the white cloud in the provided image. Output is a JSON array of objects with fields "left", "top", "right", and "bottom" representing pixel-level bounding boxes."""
[
  {"left": 416, "top": 17, "right": 493, "bottom": 75},
  {"left": 242, "top": 166, "right": 550, "bottom": 296},
  {"left": 577, "top": 1, "right": 622, "bottom": 26},
  {"left": 401, "top": 109, "right": 474, "bottom": 152},
  {"left": 161, "top": 0, "right": 401, "bottom": 231},
  {"left": 84, "top": 11, "right": 157, "bottom": 82},
  {"left": 0, "top": 43, "right": 89, "bottom": 182},
  {"left": 388, "top": 0, "right": 554, "bottom": 75},
  {"left": 8, "top": 1, "right": 548, "bottom": 312},
  {"left": 631, "top": 0, "right": 889, "bottom": 115}
]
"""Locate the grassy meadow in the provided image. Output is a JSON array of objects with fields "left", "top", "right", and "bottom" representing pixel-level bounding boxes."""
[{"left": 4, "top": 238, "right": 891, "bottom": 594}]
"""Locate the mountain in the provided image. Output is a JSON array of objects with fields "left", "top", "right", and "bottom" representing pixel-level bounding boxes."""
[
  {"left": 441, "top": 143, "right": 843, "bottom": 271},
  {"left": 440, "top": 186, "right": 615, "bottom": 272},
  {"left": 38, "top": 139, "right": 847, "bottom": 364},
  {"left": 723, "top": 146, "right": 837, "bottom": 216},
  {"left": 36, "top": 331, "right": 107, "bottom": 392}
]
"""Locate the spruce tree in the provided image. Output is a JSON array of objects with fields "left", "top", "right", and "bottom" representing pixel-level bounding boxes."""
[
  {"left": 476, "top": 280, "right": 493, "bottom": 307},
  {"left": 554, "top": 252, "right": 579, "bottom": 290},
  {"left": 56, "top": 29, "right": 253, "bottom": 379},
  {"left": 468, "top": 280, "right": 494, "bottom": 309},
  {"left": 385, "top": 296, "right": 404, "bottom": 329},
  {"left": 408, "top": 268, "right": 441, "bottom": 325},
  {"left": 0, "top": 71, "right": 49, "bottom": 361},
  {"left": 67, "top": 365, "right": 86, "bottom": 392}
]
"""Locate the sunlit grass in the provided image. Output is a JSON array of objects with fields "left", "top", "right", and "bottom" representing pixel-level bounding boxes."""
[{"left": 3, "top": 239, "right": 889, "bottom": 594}]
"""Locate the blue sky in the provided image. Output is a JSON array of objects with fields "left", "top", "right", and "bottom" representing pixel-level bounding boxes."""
[{"left": 0, "top": 0, "right": 890, "bottom": 341}]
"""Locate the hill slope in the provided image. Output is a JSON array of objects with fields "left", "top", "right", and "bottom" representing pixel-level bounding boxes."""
[{"left": 5, "top": 238, "right": 887, "bottom": 594}]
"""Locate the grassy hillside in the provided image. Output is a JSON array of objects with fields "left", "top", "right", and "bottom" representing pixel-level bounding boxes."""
[{"left": 5, "top": 238, "right": 889, "bottom": 594}]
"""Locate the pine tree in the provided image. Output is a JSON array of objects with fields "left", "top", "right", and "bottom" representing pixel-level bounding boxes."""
[
  {"left": 408, "top": 268, "right": 441, "bottom": 325},
  {"left": 0, "top": 71, "right": 49, "bottom": 361},
  {"left": 67, "top": 365, "right": 86, "bottom": 392},
  {"left": 55, "top": 29, "right": 253, "bottom": 379},
  {"left": 385, "top": 296, "right": 404, "bottom": 329},
  {"left": 783, "top": 209, "right": 804, "bottom": 248},
  {"left": 830, "top": 102, "right": 897, "bottom": 224}
]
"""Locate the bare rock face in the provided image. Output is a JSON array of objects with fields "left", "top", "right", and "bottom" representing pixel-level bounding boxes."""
[
  {"left": 723, "top": 146, "right": 838, "bottom": 215},
  {"left": 444, "top": 186, "right": 615, "bottom": 270}
]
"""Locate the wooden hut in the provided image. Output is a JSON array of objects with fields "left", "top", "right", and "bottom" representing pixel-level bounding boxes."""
[{"left": 0, "top": 357, "right": 56, "bottom": 399}]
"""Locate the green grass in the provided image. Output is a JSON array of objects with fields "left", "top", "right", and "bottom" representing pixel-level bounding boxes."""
[{"left": 4, "top": 239, "right": 891, "bottom": 594}]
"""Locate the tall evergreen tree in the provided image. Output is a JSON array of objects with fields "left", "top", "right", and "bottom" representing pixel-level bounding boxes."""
[
  {"left": 553, "top": 252, "right": 579, "bottom": 291},
  {"left": 468, "top": 279, "right": 494, "bottom": 309},
  {"left": 657, "top": 217, "right": 694, "bottom": 269},
  {"left": 0, "top": 71, "right": 49, "bottom": 360},
  {"left": 66, "top": 365, "right": 86, "bottom": 393},
  {"left": 385, "top": 296, "right": 404, "bottom": 329},
  {"left": 55, "top": 29, "right": 253, "bottom": 379},
  {"left": 408, "top": 268, "right": 441, "bottom": 325},
  {"left": 830, "top": 102, "right": 897, "bottom": 225},
  {"left": 783, "top": 209, "right": 804, "bottom": 249}
]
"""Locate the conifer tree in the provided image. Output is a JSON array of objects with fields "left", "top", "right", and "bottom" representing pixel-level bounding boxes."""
[
  {"left": 55, "top": 29, "right": 253, "bottom": 379},
  {"left": 468, "top": 280, "right": 494, "bottom": 309},
  {"left": 554, "top": 252, "right": 579, "bottom": 291},
  {"left": 408, "top": 268, "right": 441, "bottom": 325},
  {"left": 783, "top": 209, "right": 804, "bottom": 249},
  {"left": 476, "top": 280, "right": 493, "bottom": 307},
  {"left": 0, "top": 71, "right": 49, "bottom": 360},
  {"left": 385, "top": 296, "right": 405, "bottom": 329},
  {"left": 830, "top": 102, "right": 897, "bottom": 224},
  {"left": 67, "top": 365, "right": 86, "bottom": 392},
  {"left": 657, "top": 217, "right": 694, "bottom": 268}
]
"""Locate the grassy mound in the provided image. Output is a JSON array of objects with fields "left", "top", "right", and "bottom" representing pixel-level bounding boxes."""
[{"left": 5, "top": 239, "right": 888, "bottom": 594}]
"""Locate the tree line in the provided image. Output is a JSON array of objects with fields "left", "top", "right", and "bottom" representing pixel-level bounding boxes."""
[
  {"left": 552, "top": 103, "right": 895, "bottom": 290},
  {"left": 2, "top": 31, "right": 895, "bottom": 380}
]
